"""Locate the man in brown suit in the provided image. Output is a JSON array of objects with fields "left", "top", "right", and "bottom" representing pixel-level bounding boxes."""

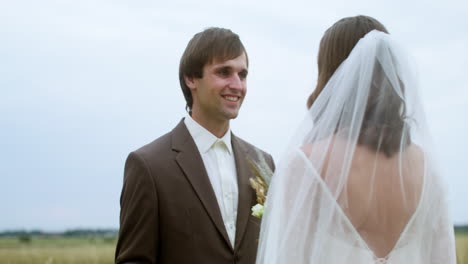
[{"left": 115, "top": 27, "right": 275, "bottom": 264}]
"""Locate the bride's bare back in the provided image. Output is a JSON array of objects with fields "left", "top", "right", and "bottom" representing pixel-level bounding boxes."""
[
  {"left": 304, "top": 136, "right": 424, "bottom": 258},
  {"left": 338, "top": 141, "right": 424, "bottom": 257}
]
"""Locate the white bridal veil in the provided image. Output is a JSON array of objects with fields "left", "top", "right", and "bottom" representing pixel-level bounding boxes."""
[{"left": 256, "top": 31, "right": 456, "bottom": 264}]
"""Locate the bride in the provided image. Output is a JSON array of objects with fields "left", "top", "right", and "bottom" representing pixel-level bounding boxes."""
[{"left": 256, "top": 16, "right": 456, "bottom": 263}]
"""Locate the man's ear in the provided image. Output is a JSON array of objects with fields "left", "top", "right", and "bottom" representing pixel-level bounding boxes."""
[{"left": 184, "top": 75, "right": 197, "bottom": 90}]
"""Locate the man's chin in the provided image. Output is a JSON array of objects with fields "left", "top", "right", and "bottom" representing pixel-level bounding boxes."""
[
  {"left": 221, "top": 111, "right": 239, "bottom": 121},
  {"left": 227, "top": 110, "right": 240, "bottom": 120},
  {"left": 218, "top": 107, "right": 240, "bottom": 119}
]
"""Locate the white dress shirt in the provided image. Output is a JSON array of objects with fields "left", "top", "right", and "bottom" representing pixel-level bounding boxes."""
[{"left": 184, "top": 115, "right": 239, "bottom": 247}]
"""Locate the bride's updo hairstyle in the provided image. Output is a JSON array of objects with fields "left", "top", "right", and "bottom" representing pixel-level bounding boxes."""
[{"left": 309, "top": 15, "right": 410, "bottom": 157}]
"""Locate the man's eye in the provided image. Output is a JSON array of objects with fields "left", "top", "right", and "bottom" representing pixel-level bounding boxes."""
[
  {"left": 239, "top": 71, "right": 248, "bottom": 79},
  {"left": 218, "top": 69, "right": 230, "bottom": 76}
]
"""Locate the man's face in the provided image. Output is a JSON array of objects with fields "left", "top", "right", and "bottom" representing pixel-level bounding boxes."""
[{"left": 187, "top": 53, "right": 248, "bottom": 124}]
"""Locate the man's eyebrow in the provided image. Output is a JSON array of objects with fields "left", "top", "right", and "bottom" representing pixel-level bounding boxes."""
[
  {"left": 212, "top": 64, "right": 248, "bottom": 73},
  {"left": 213, "top": 64, "right": 232, "bottom": 69}
]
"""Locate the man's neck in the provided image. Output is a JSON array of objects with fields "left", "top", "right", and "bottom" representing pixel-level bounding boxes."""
[{"left": 190, "top": 113, "right": 229, "bottom": 138}]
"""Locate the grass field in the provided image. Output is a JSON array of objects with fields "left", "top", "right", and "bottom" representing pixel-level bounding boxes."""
[
  {"left": 0, "top": 234, "right": 466, "bottom": 263},
  {"left": 457, "top": 232, "right": 468, "bottom": 264},
  {"left": 0, "top": 236, "right": 116, "bottom": 264}
]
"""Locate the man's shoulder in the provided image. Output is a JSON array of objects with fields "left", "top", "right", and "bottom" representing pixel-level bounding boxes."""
[
  {"left": 125, "top": 130, "right": 180, "bottom": 176},
  {"left": 133, "top": 131, "right": 173, "bottom": 158},
  {"left": 234, "top": 135, "right": 271, "bottom": 159},
  {"left": 131, "top": 119, "right": 187, "bottom": 160},
  {"left": 234, "top": 135, "right": 275, "bottom": 170}
]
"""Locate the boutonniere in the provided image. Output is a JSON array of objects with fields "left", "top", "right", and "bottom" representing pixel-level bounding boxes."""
[{"left": 248, "top": 151, "right": 273, "bottom": 218}]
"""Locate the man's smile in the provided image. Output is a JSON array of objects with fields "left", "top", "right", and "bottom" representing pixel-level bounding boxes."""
[{"left": 223, "top": 95, "right": 240, "bottom": 102}]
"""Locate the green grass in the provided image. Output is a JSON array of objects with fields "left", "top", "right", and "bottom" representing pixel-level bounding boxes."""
[
  {"left": 0, "top": 234, "right": 466, "bottom": 263},
  {"left": 0, "top": 236, "right": 116, "bottom": 264},
  {"left": 457, "top": 232, "right": 468, "bottom": 264}
]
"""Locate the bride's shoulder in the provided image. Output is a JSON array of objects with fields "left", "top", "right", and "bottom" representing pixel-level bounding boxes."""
[
  {"left": 299, "top": 136, "right": 342, "bottom": 176},
  {"left": 300, "top": 135, "right": 340, "bottom": 157},
  {"left": 403, "top": 143, "right": 426, "bottom": 175},
  {"left": 406, "top": 143, "right": 424, "bottom": 157}
]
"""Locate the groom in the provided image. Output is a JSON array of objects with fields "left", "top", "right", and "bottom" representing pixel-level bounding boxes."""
[{"left": 115, "top": 27, "right": 275, "bottom": 264}]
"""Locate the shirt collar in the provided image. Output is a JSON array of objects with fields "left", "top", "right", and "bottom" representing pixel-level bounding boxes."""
[{"left": 184, "top": 115, "right": 233, "bottom": 154}]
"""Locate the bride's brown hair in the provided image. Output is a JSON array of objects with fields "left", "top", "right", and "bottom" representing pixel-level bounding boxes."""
[
  {"left": 309, "top": 16, "right": 410, "bottom": 157},
  {"left": 307, "top": 15, "right": 388, "bottom": 109}
]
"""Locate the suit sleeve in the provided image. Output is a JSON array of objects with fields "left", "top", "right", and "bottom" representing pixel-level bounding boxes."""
[{"left": 115, "top": 152, "right": 159, "bottom": 264}]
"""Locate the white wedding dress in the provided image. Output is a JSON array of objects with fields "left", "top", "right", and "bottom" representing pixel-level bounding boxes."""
[{"left": 256, "top": 31, "right": 456, "bottom": 264}]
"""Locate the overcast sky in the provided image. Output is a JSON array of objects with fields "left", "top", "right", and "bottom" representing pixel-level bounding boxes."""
[{"left": 1, "top": 0, "right": 467, "bottom": 231}]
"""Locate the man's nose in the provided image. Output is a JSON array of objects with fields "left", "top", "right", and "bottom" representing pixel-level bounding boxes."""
[{"left": 229, "top": 74, "right": 245, "bottom": 91}]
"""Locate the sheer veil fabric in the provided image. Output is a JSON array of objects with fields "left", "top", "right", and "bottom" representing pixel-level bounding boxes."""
[{"left": 256, "top": 31, "right": 456, "bottom": 264}]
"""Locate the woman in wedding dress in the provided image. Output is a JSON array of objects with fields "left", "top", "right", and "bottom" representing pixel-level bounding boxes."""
[{"left": 256, "top": 16, "right": 456, "bottom": 264}]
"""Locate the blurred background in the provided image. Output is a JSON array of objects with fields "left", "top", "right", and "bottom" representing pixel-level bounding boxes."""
[{"left": 1, "top": 0, "right": 467, "bottom": 263}]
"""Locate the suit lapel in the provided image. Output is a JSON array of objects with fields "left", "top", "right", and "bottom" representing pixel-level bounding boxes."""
[
  {"left": 171, "top": 120, "right": 232, "bottom": 249},
  {"left": 232, "top": 134, "right": 255, "bottom": 250}
]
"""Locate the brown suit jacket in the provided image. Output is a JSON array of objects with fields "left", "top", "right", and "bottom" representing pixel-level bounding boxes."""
[{"left": 115, "top": 119, "right": 275, "bottom": 264}]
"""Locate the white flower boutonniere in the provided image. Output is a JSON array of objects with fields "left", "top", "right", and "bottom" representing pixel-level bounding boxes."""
[
  {"left": 251, "top": 203, "right": 264, "bottom": 218},
  {"left": 248, "top": 150, "right": 273, "bottom": 219}
]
